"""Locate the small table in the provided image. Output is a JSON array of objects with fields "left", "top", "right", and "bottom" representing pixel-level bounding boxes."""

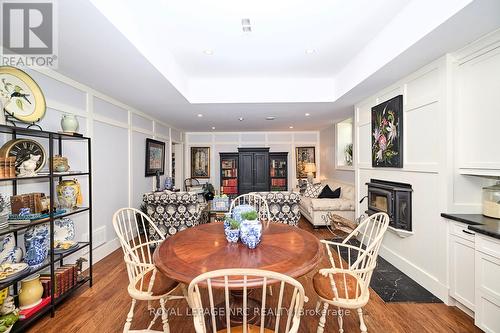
[{"left": 153, "top": 222, "right": 322, "bottom": 326}]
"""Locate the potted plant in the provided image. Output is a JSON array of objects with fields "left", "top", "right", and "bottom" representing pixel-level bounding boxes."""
[
  {"left": 224, "top": 218, "right": 240, "bottom": 243},
  {"left": 239, "top": 209, "right": 262, "bottom": 249}
]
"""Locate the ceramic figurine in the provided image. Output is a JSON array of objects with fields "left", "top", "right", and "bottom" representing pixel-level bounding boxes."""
[
  {"left": 19, "top": 274, "right": 43, "bottom": 310},
  {"left": 52, "top": 155, "right": 70, "bottom": 172},
  {"left": 0, "top": 296, "right": 15, "bottom": 315},
  {"left": 17, "top": 154, "right": 41, "bottom": 177},
  {"left": 56, "top": 179, "right": 82, "bottom": 209},
  {"left": 0, "top": 233, "right": 23, "bottom": 264},
  {"left": 60, "top": 113, "right": 79, "bottom": 133},
  {"left": 24, "top": 223, "right": 49, "bottom": 268}
]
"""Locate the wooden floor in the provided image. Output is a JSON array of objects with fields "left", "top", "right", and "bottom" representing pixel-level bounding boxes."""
[{"left": 28, "top": 218, "right": 479, "bottom": 333}]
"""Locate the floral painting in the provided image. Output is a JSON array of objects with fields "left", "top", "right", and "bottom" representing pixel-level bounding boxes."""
[{"left": 371, "top": 95, "right": 403, "bottom": 168}]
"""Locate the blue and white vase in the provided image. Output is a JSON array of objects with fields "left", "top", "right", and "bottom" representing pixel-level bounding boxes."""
[
  {"left": 24, "top": 223, "right": 49, "bottom": 268},
  {"left": 231, "top": 205, "right": 254, "bottom": 224},
  {"left": 0, "top": 233, "right": 23, "bottom": 264},
  {"left": 224, "top": 228, "right": 240, "bottom": 243},
  {"left": 240, "top": 219, "right": 262, "bottom": 249}
]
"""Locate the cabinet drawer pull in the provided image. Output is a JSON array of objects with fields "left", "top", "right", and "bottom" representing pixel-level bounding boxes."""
[{"left": 462, "top": 229, "right": 475, "bottom": 235}]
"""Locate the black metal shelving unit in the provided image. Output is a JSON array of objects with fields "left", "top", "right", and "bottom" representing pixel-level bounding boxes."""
[{"left": 0, "top": 124, "right": 92, "bottom": 332}]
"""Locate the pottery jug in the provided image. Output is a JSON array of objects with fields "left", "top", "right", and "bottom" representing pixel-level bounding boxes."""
[
  {"left": 19, "top": 274, "right": 44, "bottom": 310},
  {"left": 57, "top": 179, "right": 82, "bottom": 209},
  {"left": 61, "top": 113, "right": 79, "bottom": 133}
]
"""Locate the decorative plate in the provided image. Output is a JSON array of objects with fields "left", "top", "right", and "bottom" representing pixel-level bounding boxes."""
[
  {"left": 0, "top": 263, "right": 29, "bottom": 281},
  {"left": 54, "top": 218, "right": 75, "bottom": 241},
  {"left": 0, "top": 66, "right": 46, "bottom": 123},
  {"left": 53, "top": 240, "right": 78, "bottom": 253}
]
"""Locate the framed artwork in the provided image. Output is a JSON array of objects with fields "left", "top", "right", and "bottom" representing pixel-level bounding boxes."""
[
  {"left": 191, "top": 147, "right": 210, "bottom": 178},
  {"left": 145, "top": 138, "right": 165, "bottom": 176},
  {"left": 371, "top": 95, "right": 403, "bottom": 168},
  {"left": 296, "top": 146, "right": 316, "bottom": 178}
]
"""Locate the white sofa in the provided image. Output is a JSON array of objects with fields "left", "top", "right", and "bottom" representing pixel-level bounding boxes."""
[{"left": 299, "top": 179, "right": 355, "bottom": 228}]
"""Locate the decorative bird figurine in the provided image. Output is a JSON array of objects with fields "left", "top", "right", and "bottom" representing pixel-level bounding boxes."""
[{"left": 10, "top": 92, "right": 31, "bottom": 104}]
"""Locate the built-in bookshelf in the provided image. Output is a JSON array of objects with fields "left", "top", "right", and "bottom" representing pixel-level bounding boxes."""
[
  {"left": 219, "top": 153, "right": 238, "bottom": 196},
  {"left": 269, "top": 152, "right": 288, "bottom": 191}
]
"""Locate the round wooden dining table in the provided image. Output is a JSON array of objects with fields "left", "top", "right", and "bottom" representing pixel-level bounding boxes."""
[
  {"left": 153, "top": 221, "right": 323, "bottom": 327},
  {"left": 153, "top": 221, "right": 323, "bottom": 287}
]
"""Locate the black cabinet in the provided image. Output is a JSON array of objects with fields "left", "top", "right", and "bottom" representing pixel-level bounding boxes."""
[{"left": 238, "top": 148, "right": 269, "bottom": 194}]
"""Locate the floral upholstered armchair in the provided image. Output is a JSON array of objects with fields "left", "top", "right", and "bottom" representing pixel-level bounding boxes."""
[
  {"left": 142, "top": 191, "right": 208, "bottom": 243},
  {"left": 249, "top": 191, "right": 301, "bottom": 226}
]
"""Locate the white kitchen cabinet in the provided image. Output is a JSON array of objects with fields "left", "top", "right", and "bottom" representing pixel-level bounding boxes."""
[
  {"left": 475, "top": 234, "right": 500, "bottom": 333},
  {"left": 455, "top": 38, "right": 500, "bottom": 177},
  {"left": 449, "top": 221, "right": 476, "bottom": 311}
]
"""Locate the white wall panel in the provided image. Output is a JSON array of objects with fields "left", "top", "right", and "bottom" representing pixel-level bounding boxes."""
[
  {"left": 405, "top": 102, "right": 439, "bottom": 164},
  {"left": 131, "top": 113, "right": 153, "bottom": 132},
  {"left": 268, "top": 133, "right": 293, "bottom": 142},
  {"left": 406, "top": 68, "right": 439, "bottom": 107},
  {"left": 214, "top": 133, "right": 239, "bottom": 142},
  {"left": 93, "top": 121, "right": 129, "bottom": 243},
  {"left": 187, "top": 133, "right": 212, "bottom": 143},
  {"left": 25, "top": 69, "right": 86, "bottom": 111},
  {"left": 293, "top": 132, "right": 317, "bottom": 142},
  {"left": 240, "top": 133, "right": 266, "bottom": 142},
  {"left": 93, "top": 97, "right": 128, "bottom": 123},
  {"left": 155, "top": 123, "right": 170, "bottom": 138},
  {"left": 358, "top": 124, "right": 371, "bottom": 165},
  {"left": 377, "top": 86, "right": 402, "bottom": 105},
  {"left": 171, "top": 128, "right": 183, "bottom": 142}
]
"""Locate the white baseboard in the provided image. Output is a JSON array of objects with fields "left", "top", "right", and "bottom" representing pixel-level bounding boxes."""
[
  {"left": 77, "top": 237, "right": 121, "bottom": 272},
  {"left": 378, "top": 244, "right": 450, "bottom": 303},
  {"left": 93, "top": 237, "right": 121, "bottom": 263}
]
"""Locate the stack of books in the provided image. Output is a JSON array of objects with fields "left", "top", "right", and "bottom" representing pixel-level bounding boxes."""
[
  {"left": 40, "top": 264, "right": 78, "bottom": 299},
  {"left": 19, "top": 297, "right": 51, "bottom": 320},
  {"left": 0, "top": 157, "right": 16, "bottom": 178}
]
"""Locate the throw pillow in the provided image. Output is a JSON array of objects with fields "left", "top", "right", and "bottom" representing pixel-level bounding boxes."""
[
  {"left": 318, "top": 185, "right": 341, "bottom": 199},
  {"left": 303, "top": 183, "right": 324, "bottom": 198}
]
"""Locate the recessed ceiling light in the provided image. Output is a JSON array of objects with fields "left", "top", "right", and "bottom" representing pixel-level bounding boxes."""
[
  {"left": 238, "top": 117, "right": 244, "bottom": 121},
  {"left": 197, "top": 114, "right": 203, "bottom": 117},
  {"left": 305, "top": 49, "right": 316, "bottom": 54},
  {"left": 241, "top": 18, "right": 251, "bottom": 26},
  {"left": 265, "top": 116, "right": 276, "bottom": 120},
  {"left": 305, "top": 113, "right": 311, "bottom": 117},
  {"left": 242, "top": 26, "right": 252, "bottom": 32},
  {"left": 203, "top": 49, "right": 214, "bottom": 55},
  {"left": 211, "top": 126, "right": 216, "bottom": 130},
  {"left": 289, "top": 126, "right": 294, "bottom": 129}
]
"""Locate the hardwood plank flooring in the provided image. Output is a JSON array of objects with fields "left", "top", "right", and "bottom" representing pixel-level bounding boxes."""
[{"left": 28, "top": 218, "right": 479, "bottom": 333}]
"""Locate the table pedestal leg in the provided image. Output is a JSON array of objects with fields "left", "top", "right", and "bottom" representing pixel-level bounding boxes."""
[{"left": 214, "top": 289, "right": 268, "bottom": 329}]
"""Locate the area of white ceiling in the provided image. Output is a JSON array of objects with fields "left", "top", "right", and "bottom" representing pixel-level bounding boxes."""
[{"left": 55, "top": 0, "right": 500, "bottom": 131}]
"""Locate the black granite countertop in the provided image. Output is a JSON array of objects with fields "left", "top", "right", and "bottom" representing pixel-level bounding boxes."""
[{"left": 441, "top": 213, "right": 500, "bottom": 240}]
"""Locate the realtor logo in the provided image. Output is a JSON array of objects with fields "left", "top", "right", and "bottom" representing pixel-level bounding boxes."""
[{"left": 1, "top": 1, "right": 58, "bottom": 67}]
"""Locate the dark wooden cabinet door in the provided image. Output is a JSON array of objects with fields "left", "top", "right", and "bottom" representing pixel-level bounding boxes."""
[
  {"left": 239, "top": 152, "right": 254, "bottom": 194},
  {"left": 253, "top": 152, "right": 269, "bottom": 191}
]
